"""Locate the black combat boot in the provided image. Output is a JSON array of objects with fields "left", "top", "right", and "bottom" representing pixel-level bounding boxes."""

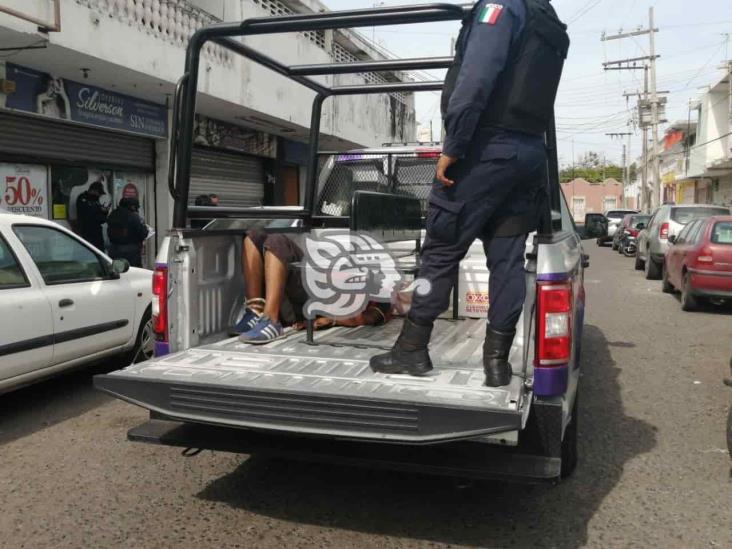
[
  {"left": 483, "top": 326, "right": 515, "bottom": 387},
  {"left": 369, "top": 318, "right": 433, "bottom": 376}
]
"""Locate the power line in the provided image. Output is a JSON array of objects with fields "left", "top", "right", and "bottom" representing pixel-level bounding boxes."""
[{"left": 568, "top": 0, "right": 604, "bottom": 25}]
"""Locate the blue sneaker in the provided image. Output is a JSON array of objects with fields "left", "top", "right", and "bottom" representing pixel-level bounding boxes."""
[
  {"left": 239, "top": 315, "right": 286, "bottom": 345},
  {"left": 229, "top": 299, "right": 264, "bottom": 336}
]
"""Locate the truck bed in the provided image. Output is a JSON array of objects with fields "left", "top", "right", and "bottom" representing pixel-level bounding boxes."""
[{"left": 95, "top": 318, "right": 529, "bottom": 444}]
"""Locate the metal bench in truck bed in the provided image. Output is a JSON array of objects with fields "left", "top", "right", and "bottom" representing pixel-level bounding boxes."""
[{"left": 94, "top": 3, "right": 584, "bottom": 483}]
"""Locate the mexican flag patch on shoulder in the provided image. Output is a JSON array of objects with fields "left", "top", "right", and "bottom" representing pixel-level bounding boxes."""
[{"left": 479, "top": 3, "right": 505, "bottom": 25}]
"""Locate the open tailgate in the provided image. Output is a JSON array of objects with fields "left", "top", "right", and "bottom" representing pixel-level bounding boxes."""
[{"left": 95, "top": 319, "right": 529, "bottom": 444}]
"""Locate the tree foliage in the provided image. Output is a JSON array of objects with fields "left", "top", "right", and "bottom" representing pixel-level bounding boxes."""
[{"left": 560, "top": 151, "right": 626, "bottom": 183}]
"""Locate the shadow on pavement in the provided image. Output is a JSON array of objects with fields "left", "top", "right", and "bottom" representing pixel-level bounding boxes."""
[
  {"left": 0, "top": 358, "right": 126, "bottom": 446},
  {"left": 196, "top": 325, "right": 657, "bottom": 548}
]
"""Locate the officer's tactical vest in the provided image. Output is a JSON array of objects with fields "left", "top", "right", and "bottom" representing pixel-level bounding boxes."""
[{"left": 442, "top": 0, "right": 570, "bottom": 136}]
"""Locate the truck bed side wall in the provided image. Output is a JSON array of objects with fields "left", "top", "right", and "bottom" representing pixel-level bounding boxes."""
[{"left": 163, "top": 231, "right": 245, "bottom": 354}]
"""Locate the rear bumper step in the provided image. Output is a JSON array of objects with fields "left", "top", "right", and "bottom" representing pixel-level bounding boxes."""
[
  {"left": 128, "top": 419, "right": 561, "bottom": 482},
  {"left": 95, "top": 374, "right": 523, "bottom": 443}
]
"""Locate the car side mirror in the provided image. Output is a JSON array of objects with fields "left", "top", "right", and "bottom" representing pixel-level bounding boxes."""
[
  {"left": 111, "top": 258, "right": 130, "bottom": 275},
  {"left": 668, "top": 235, "right": 677, "bottom": 244}
]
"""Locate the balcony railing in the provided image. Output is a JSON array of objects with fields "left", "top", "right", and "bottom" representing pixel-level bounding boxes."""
[{"left": 75, "top": 0, "right": 231, "bottom": 65}]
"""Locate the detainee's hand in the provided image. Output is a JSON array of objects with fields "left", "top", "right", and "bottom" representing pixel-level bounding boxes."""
[{"left": 436, "top": 154, "right": 457, "bottom": 187}]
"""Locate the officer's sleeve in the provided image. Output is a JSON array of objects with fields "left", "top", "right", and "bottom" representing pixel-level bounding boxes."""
[
  {"left": 443, "top": 1, "right": 521, "bottom": 159},
  {"left": 131, "top": 215, "right": 149, "bottom": 243},
  {"left": 95, "top": 203, "right": 109, "bottom": 224}
]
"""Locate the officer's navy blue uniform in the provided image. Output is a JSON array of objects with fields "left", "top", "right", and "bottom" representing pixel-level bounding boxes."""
[
  {"left": 76, "top": 191, "right": 108, "bottom": 251},
  {"left": 370, "top": 0, "right": 569, "bottom": 385},
  {"left": 107, "top": 203, "right": 149, "bottom": 268},
  {"left": 409, "top": 0, "right": 545, "bottom": 333}
]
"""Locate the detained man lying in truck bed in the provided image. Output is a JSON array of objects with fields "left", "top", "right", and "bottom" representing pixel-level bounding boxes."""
[{"left": 229, "top": 229, "right": 391, "bottom": 343}]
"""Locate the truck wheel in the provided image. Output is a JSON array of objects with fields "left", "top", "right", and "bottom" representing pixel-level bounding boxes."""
[
  {"left": 634, "top": 250, "right": 644, "bottom": 270},
  {"left": 645, "top": 254, "right": 661, "bottom": 280},
  {"left": 561, "top": 395, "right": 579, "bottom": 478},
  {"left": 661, "top": 263, "right": 674, "bottom": 293},
  {"left": 680, "top": 273, "right": 699, "bottom": 311}
]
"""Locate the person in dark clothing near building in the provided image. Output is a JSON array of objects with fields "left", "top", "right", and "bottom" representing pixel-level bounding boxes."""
[
  {"left": 371, "top": 0, "right": 569, "bottom": 387},
  {"left": 107, "top": 198, "right": 149, "bottom": 267},
  {"left": 76, "top": 180, "right": 109, "bottom": 250}
]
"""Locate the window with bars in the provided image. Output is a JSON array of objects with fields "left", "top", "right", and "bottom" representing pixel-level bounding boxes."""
[
  {"left": 251, "top": 0, "right": 326, "bottom": 48},
  {"left": 250, "top": 0, "right": 408, "bottom": 105}
]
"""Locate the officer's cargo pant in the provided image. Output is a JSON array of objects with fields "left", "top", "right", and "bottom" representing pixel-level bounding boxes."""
[{"left": 409, "top": 130, "right": 547, "bottom": 333}]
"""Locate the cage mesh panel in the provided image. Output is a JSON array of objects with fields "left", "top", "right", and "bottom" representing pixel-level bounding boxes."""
[
  {"left": 316, "top": 153, "right": 437, "bottom": 218},
  {"left": 393, "top": 157, "right": 437, "bottom": 214}
]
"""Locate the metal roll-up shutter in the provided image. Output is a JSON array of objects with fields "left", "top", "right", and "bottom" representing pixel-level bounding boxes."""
[
  {"left": 0, "top": 111, "right": 154, "bottom": 170},
  {"left": 189, "top": 148, "right": 265, "bottom": 207}
]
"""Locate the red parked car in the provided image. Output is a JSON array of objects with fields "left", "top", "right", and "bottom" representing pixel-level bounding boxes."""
[{"left": 662, "top": 216, "right": 732, "bottom": 310}]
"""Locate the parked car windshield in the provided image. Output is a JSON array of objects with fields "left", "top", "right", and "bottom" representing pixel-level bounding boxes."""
[
  {"left": 670, "top": 206, "right": 730, "bottom": 224},
  {"left": 711, "top": 221, "right": 732, "bottom": 244}
]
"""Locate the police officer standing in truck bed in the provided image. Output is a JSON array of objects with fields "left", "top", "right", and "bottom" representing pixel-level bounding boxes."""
[{"left": 371, "top": 0, "right": 569, "bottom": 387}]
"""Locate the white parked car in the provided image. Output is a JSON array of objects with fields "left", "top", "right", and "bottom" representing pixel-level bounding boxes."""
[{"left": 0, "top": 211, "right": 152, "bottom": 394}]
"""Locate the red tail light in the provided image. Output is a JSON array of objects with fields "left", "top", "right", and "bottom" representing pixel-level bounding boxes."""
[
  {"left": 152, "top": 266, "right": 168, "bottom": 340},
  {"left": 696, "top": 246, "right": 714, "bottom": 265},
  {"left": 536, "top": 281, "right": 573, "bottom": 366},
  {"left": 659, "top": 222, "right": 669, "bottom": 240}
]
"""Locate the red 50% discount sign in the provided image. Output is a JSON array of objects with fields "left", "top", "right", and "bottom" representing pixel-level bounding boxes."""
[{"left": 0, "top": 164, "right": 49, "bottom": 219}]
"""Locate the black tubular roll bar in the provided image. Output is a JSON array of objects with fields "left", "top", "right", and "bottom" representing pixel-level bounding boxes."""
[
  {"left": 170, "top": 3, "right": 562, "bottom": 230},
  {"left": 171, "top": 3, "right": 470, "bottom": 228}
]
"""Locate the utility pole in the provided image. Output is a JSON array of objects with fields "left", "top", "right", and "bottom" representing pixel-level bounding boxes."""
[
  {"left": 607, "top": 132, "right": 632, "bottom": 207},
  {"left": 602, "top": 9, "right": 666, "bottom": 212},
  {"left": 648, "top": 7, "right": 661, "bottom": 209}
]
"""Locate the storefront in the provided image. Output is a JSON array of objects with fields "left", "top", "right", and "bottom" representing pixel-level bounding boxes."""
[
  {"left": 676, "top": 180, "right": 697, "bottom": 205},
  {"left": 0, "top": 62, "right": 166, "bottom": 267},
  {"left": 189, "top": 115, "right": 278, "bottom": 209},
  {"left": 695, "top": 179, "right": 712, "bottom": 204},
  {"left": 712, "top": 176, "right": 732, "bottom": 208}
]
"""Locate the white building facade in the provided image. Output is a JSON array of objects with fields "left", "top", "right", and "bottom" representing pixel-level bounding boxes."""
[
  {"left": 0, "top": 0, "right": 416, "bottom": 265},
  {"left": 686, "top": 66, "right": 732, "bottom": 208}
]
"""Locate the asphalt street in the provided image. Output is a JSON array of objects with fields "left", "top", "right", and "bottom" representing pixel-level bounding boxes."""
[{"left": 1, "top": 241, "right": 730, "bottom": 548}]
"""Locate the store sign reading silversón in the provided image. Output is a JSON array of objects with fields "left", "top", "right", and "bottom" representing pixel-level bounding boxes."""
[{"left": 0, "top": 62, "right": 167, "bottom": 139}]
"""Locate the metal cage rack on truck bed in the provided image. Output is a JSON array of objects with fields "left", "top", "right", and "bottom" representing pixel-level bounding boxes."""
[{"left": 167, "top": 2, "right": 562, "bottom": 232}]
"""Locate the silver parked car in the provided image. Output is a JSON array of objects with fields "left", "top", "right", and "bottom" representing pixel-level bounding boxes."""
[{"left": 635, "top": 203, "right": 731, "bottom": 279}]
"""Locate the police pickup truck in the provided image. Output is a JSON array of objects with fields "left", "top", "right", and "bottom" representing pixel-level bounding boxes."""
[{"left": 95, "top": 4, "right": 586, "bottom": 482}]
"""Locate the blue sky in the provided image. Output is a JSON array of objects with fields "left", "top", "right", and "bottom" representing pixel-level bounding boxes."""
[{"left": 324, "top": 0, "right": 732, "bottom": 167}]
